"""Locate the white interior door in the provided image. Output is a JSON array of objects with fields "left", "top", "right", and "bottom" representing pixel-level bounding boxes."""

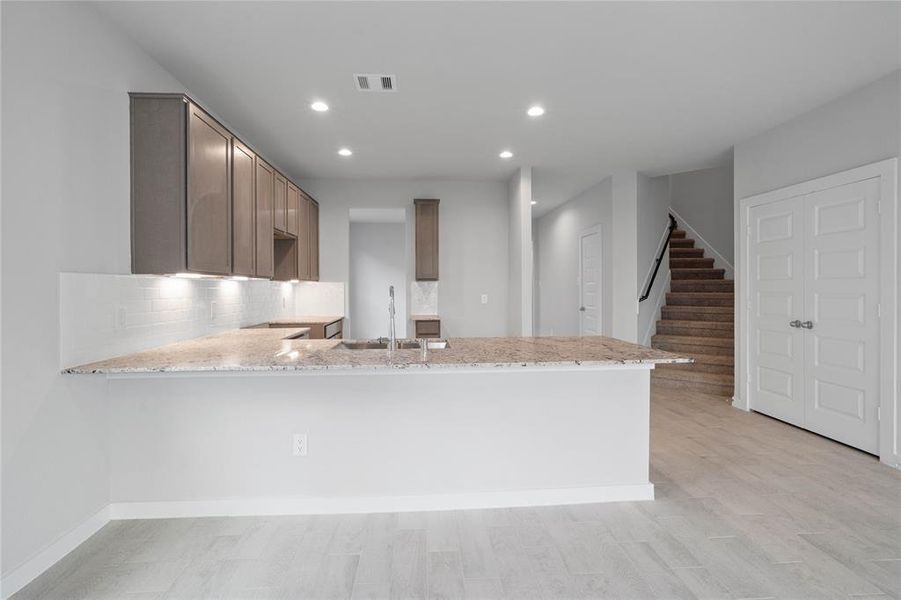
[
  {"left": 748, "top": 197, "right": 806, "bottom": 427},
  {"left": 802, "top": 178, "right": 881, "bottom": 453},
  {"left": 579, "top": 229, "right": 601, "bottom": 336}
]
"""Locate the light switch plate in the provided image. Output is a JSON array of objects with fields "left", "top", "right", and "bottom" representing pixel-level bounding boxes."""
[{"left": 293, "top": 433, "right": 308, "bottom": 457}]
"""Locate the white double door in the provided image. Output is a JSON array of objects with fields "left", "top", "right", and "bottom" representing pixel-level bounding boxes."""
[{"left": 748, "top": 177, "right": 881, "bottom": 453}]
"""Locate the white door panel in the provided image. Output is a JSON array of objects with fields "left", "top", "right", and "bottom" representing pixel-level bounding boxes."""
[
  {"left": 749, "top": 198, "right": 805, "bottom": 427},
  {"left": 803, "top": 178, "right": 880, "bottom": 453},
  {"left": 579, "top": 229, "right": 601, "bottom": 336}
]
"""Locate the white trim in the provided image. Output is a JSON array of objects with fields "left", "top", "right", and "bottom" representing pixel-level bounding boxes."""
[
  {"left": 109, "top": 483, "right": 654, "bottom": 520},
  {"left": 669, "top": 207, "right": 735, "bottom": 279},
  {"left": 737, "top": 158, "right": 898, "bottom": 467},
  {"left": 640, "top": 270, "right": 670, "bottom": 347},
  {"left": 578, "top": 225, "right": 603, "bottom": 336},
  {"left": 0, "top": 506, "right": 110, "bottom": 600}
]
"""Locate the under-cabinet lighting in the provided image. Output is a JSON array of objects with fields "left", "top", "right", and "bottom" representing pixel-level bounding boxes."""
[
  {"left": 527, "top": 105, "right": 545, "bottom": 117},
  {"left": 230, "top": 276, "right": 249, "bottom": 281},
  {"left": 310, "top": 101, "right": 329, "bottom": 112},
  {"left": 289, "top": 279, "right": 300, "bottom": 283},
  {"left": 173, "top": 272, "right": 206, "bottom": 279},
  {"left": 499, "top": 150, "right": 513, "bottom": 159},
  {"left": 338, "top": 148, "right": 353, "bottom": 157}
]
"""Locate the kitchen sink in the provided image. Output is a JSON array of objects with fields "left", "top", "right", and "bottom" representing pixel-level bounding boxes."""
[{"left": 338, "top": 340, "right": 450, "bottom": 350}]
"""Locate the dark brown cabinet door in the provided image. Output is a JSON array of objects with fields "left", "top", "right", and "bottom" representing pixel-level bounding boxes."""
[
  {"left": 254, "top": 158, "right": 275, "bottom": 278},
  {"left": 415, "top": 198, "right": 439, "bottom": 280},
  {"left": 298, "top": 192, "right": 312, "bottom": 280},
  {"left": 187, "top": 103, "right": 231, "bottom": 275},
  {"left": 274, "top": 171, "right": 287, "bottom": 232},
  {"left": 231, "top": 139, "right": 255, "bottom": 277},
  {"left": 310, "top": 199, "right": 320, "bottom": 281},
  {"left": 286, "top": 182, "right": 300, "bottom": 237}
]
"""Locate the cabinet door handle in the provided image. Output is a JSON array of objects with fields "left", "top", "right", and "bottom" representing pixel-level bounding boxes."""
[
  {"left": 789, "top": 320, "right": 802, "bottom": 328},
  {"left": 800, "top": 321, "right": 814, "bottom": 329}
]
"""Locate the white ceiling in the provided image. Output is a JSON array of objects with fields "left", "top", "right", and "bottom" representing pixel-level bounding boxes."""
[{"left": 94, "top": 1, "right": 900, "bottom": 215}]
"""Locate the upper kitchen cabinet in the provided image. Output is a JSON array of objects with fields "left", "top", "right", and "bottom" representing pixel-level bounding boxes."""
[
  {"left": 131, "top": 93, "right": 233, "bottom": 275},
  {"left": 415, "top": 198, "right": 439, "bottom": 280},
  {"left": 310, "top": 197, "right": 320, "bottom": 280},
  {"left": 297, "top": 191, "right": 320, "bottom": 281},
  {"left": 254, "top": 157, "right": 275, "bottom": 279},
  {"left": 273, "top": 171, "right": 288, "bottom": 233},
  {"left": 231, "top": 138, "right": 256, "bottom": 277},
  {"left": 286, "top": 182, "right": 300, "bottom": 237}
]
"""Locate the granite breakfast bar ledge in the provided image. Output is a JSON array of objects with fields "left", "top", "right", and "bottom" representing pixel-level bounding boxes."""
[
  {"left": 63, "top": 331, "right": 689, "bottom": 374},
  {"left": 67, "top": 331, "right": 691, "bottom": 517}
]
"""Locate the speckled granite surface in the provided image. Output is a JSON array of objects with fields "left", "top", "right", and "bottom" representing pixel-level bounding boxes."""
[
  {"left": 63, "top": 330, "right": 691, "bottom": 375},
  {"left": 266, "top": 316, "right": 343, "bottom": 325}
]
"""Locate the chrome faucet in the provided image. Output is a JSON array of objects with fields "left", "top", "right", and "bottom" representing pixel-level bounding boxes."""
[{"left": 387, "top": 285, "right": 397, "bottom": 351}]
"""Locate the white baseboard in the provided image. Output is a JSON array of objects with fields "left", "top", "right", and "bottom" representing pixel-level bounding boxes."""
[
  {"left": 669, "top": 208, "right": 734, "bottom": 279},
  {"left": 1, "top": 506, "right": 110, "bottom": 600},
  {"left": 109, "top": 483, "right": 655, "bottom": 520}
]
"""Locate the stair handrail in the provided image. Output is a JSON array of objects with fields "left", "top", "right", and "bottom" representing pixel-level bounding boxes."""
[{"left": 639, "top": 214, "right": 677, "bottom": 303}]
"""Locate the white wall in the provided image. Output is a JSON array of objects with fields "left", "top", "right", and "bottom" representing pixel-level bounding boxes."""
[
  {"left": 637, "top": 175, "right": 671, "bottom": 345},
  {"left": 534, "top": 177, "right": 613, "bottom": 337},
  {"left": 733, "top": 69, "right": 900, "bottom": 433},
  {"left": 0, "top": 1, "right": 193, "bottom": 583},
  {"left": 298, "top": 178, "right": 510, "bottom": 338},
  {"left": 507, "top": 168, "right": 533, "bottom": 336},
  {"left": 669, "top": 165, "right": 735, "bottom": 265},
  {"left": 611, "top": 172, "right": 640, "bottom": 343},
  {"left": 349, "top": 222, "right": 407, "bottom": 339}
]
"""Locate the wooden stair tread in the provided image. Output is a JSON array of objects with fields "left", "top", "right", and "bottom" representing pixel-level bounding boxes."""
[
  {"left": 671, "top": 268, "right": 726, "bottom": 280},
  {"left": 652, "top": 368, "right": 733, "bottom": 385},
  {"left": 670, "top": 247, "right": 704, "bottom": 257},
  {"left": 670, "top": 258, "right": 715, "bottom": 268},
  {"left": 651, "top": 334, "right": 734, "bottom": 348},
  {"left": 657, "top": 319, "right": 734, "bottom": 331}
]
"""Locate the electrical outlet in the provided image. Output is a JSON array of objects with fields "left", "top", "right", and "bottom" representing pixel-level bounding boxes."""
[
  {"left": 292, "top": 433, "right": 308, "bottom": 457},
  {"left": 115, "top": 306, "right": 127, "bottom": 330},
  {"left": 210, "top": 301, "right": 218, "bottom": 321},
  {"left": 481, "top": 294, "right": 489, "bottom": 305}
]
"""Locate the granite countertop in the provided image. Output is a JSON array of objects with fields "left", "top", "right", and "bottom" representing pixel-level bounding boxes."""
[
  {"left": 266, "top": 316, "right": 343, "bottom": 325},
  {"left": 411, "top": 314, "right": 440, "bottom": 321},
  {"left": 63, "top": 329, "right": 691, "bottom": 375}
]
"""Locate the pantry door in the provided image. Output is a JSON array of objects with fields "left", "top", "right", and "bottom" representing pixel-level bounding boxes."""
[
  {"left": 748, "top": 196, "right": 806, "bottom": 427},
  {"left": 802, "top": 178, "right": 881, "bottom": 453}
]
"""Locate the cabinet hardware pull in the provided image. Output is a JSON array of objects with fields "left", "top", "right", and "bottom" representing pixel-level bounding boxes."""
[
  {"left": 800, "top": 321, "right": 814, "bottom": 329},
  {"left": 789, "top": 320, "right": 802, "bottom": 328}
]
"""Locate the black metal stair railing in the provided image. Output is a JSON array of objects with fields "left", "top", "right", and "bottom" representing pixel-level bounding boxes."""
[{"left": 639, "top": 214, "right": 677, "bottom": 303}]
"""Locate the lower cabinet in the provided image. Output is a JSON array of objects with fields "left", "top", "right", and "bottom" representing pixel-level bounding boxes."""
[{"left": 414, "top": 319, "right": 441, "bottom": 338}]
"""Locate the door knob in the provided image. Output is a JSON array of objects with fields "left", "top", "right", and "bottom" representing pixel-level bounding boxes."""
[
  {"left": 800, "top": 321, "right": 814, "bottom": 329},
  {"left": 579, "top": 306, "right": 586, "bottom": 312},
  {"left": 789, "top": 320, "right": 801, "bottom": 328}
]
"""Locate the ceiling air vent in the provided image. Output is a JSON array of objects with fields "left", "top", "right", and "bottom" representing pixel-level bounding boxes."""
[{"left": 354, "top": 74, "right": 397, "bottom": 92}]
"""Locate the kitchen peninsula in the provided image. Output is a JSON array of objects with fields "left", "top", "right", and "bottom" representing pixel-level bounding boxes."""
[{"left": 65, "top": 333, "right": 688, "bottom": 518}]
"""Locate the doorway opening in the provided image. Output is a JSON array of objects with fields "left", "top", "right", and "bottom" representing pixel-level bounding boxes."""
[{"left": 349, "top": 208, "right": 408, "bottom": 340}]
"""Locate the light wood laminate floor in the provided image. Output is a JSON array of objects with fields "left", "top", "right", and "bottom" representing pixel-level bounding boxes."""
[{"left": 13, "top": 386, "right": 901, "bottom": 599}]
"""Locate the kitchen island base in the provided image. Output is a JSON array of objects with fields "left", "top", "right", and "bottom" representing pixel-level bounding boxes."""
[{"left": 107, "top": 365, "right": 654, "bottom": 518}]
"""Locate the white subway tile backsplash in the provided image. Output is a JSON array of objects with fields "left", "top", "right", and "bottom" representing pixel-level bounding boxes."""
[
  {"left": 294, "top": 281, "right": 345, "bottom": 317},
  {"left": 60, "top": 273, "right": 296, "bottom": 369}
]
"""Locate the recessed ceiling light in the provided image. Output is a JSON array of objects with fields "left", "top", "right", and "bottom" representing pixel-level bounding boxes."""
[
  {"left": 311, "top": 101, "right": 329, "bottom": 112},
  {"left": 338, "top": 148, "right": 353, "bottom": 157},
  {"left": 527, "top": 105, "right": 545, "bottom": 117},
  {"left": 530, "top": 200, "right": 537, "bottom": 205},
  {"left": 499, "top": 150, "right": 513, "bottom": 159}
]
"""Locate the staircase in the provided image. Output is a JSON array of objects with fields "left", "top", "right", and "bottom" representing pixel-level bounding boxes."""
[{"left": 651, "top": 229, "right": 735, "bottom": 398}]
